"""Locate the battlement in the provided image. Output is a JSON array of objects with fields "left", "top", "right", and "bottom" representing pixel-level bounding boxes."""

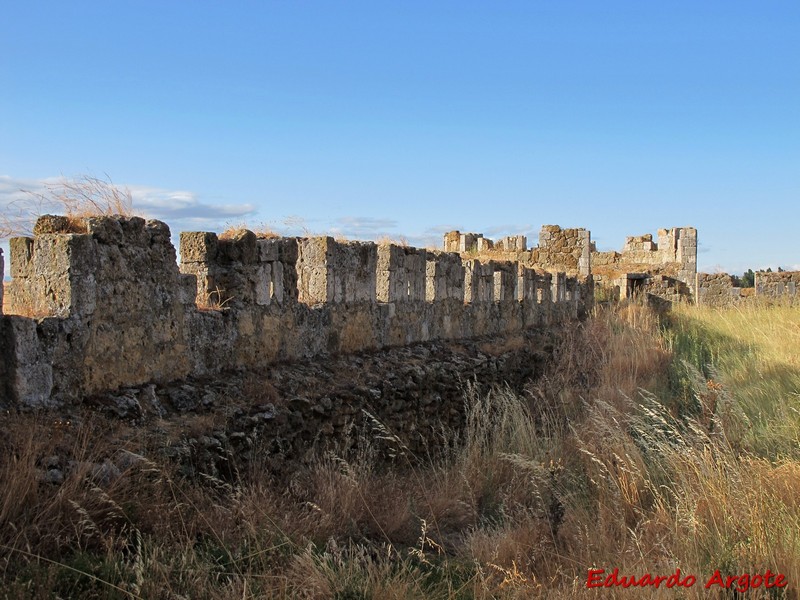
[
  {"left": 0, "top": 216, "right": 589, "bottom": 408},
  {"left": 444, "top": 225, "right": 591, "bottom": 278},
  {"left": 590, "top": 226, "right": 697, "bottom": 302}
]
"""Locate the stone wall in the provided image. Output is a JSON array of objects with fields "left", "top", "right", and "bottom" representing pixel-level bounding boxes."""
[
  {"left": 4, "top": 216, "right": 195, "bottom": 406},
  {"left": 695, "top": 273, "right": 748, "bottom": 307},
  {"left": 755, "top": 271, "right": 800, "bottom": 300},
  {"left": 592, "top": 227, "right": 697, "bottom": 301},
  {"left": 0, "top": 215, "right": 587, "bottom": 408},
  {"left": 535, "top": 225, "right": 591, "bottom": 277},
  {"left": 444, "top": 224, "right": 701, "bottom": 307},
  {"left": 444, "top": 225, "right": 590, "bottom": 278},
  {"left": 695, "top": 271, "right": 799, "bottom": 307},
  {"left": 444, "top": 225, "right": 699, "bottom": 305}
]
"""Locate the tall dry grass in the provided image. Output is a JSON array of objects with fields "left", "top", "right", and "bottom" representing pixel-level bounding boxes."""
[
  {"left": 663, "top": 301, "right": 800, "bottom": 458},
  {"left": 0, "top": 175, "right": 136, "bottom": 239},
  {"left": 1, "top": 301, "right": 798, "bottom": 598}
]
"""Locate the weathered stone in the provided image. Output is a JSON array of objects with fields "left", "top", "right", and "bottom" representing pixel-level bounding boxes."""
[
  {"left": 181, "top": 231, "right": 219, "bottom": 263},
  {"left": 86, "top": 216, "right": 124, "bottom": 244},
  {"left": 33, "top": 215, "right": 73, "bottom": 235}
]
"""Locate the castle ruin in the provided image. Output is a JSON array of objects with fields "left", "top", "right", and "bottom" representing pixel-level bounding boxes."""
[{"left": 0, "top": 217, "right": 796, "bottom": 410}]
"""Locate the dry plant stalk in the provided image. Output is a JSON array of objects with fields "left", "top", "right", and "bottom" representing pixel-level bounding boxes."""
[
  {"left": 219, "top": 223, "right": 281, "bottom": 240},
  {"left": 1, "top": 175, "right": 136, "bottom": 239},
  {"left": 196, "top": 286, "right": 234, "bottom": 311}
]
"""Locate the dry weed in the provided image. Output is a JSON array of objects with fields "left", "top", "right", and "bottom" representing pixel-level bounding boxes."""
[{"left": 1, "top": 175, "right": 136, "bottom": 239}]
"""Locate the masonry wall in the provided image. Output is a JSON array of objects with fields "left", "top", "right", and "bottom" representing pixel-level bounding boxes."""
[
  {"left": 755, "top": 271, "right": 800, "bottom": 300},
  {"left": 0, "top": 216, "right": 586, "bottom": 408},
  {"left": 592, "top": 227, "right": 697, "bottom": 301},
  {"left": 695, "top": 271, "right": 799, "bottom": 307},
  {"left": 695, "top": 273, "right": 747, "bottom": 307},
  {"left": 3, "top": 216, "right": 195, "bottom": 406},
  {"left": 444, "top": 225, "right": 591, "bottom": 278},
  {"left": 534, "top": 225, "right": 591, "bottom": 277}
]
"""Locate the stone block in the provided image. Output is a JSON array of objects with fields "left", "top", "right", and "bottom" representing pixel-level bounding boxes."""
[
  {"left": 344, "top": 242, "right": 377, "bottom": 302},
  {"left": 179, "top": 273, "right": 198, "bottom": 305},
  {"left": 69, "top": 274, "right": 97, "bottom": 317},
  {"left": 299, "top": 237, "right": 332, "bottom": 265},
  {"left": 376, "top": 270, "right": 403, "bottom": 302},
  {"left": 495, "top": 265, "right": 516, "bottom": 303},
  {"left": 476, "top": 237, "right": 493, "bottom": 252},
  {"left": 15, "top": 362, "right": 55, "bottom": 408},
  {"left": 62, "top": 234, "right": 97, "bottom": 277},
  {"left": 257, "top": 239, "right": 279, "bottom": 262},
  {"left": 463, "top": 259, "right": 478, "bottom": 303},
  {"left": 460, "top": 233, "right": 478, "bottom": 253},
  {"left": 86, "top": 216, "right": 124, "bottom": 244},
  {"left": 180, "top": 232, "right": 219, "bottom": 263},
  {"left": 493, "top": 271, "right": 504, "bottom": 302},
  {"left": 146, "top": 219, "right": 172, "bottom": 243},
  {"left": 219, "top": 229, "right": 257, "bottom": 263},
  {"left": 119, "top": 216, "right": 147, "bottom": 244},
  {"left": 443, "top": 231, "right": 461, "bottom": 253},
  {"left": 255, "top": 263, "right": 273, "bottom": 306},
  {"left": 426, "top": 254, "right": 453, "bottom": 302},
  {"left": 272, "top": 262, "right": 285, "bottom": 303},
  {"left": 377, "top": 244, "right": 404, "bottom": 271},
  {"left": 9, "top": 237, "right": 34, "bottom": 279},
  {"left": 33, "top": 215, "right": 72, "bottom": 235}
]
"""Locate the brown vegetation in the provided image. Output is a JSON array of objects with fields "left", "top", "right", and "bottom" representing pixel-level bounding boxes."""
[
  {"left": 1, "top": 175, "right": 137, "bottom": 239},
  {"left": 1, "top": 302, "right": 798, "bottom": 598}
]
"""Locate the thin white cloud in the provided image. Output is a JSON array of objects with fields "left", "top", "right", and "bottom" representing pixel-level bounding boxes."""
[
  {"left": 480, "top": 224, "right": 535, "bottom": 240},
  {"left": 126, "top": 185, "right": 256, "bottom": 231}
]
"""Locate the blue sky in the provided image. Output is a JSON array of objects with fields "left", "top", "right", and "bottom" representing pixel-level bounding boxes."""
[{"left": 2, "top": 1, "right": 798, "bottom": 276}]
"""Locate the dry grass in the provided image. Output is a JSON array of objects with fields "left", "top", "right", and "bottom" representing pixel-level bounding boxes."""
[
  {"left": 219, "top": 223, "right": 280, "bottom": 240},
  {"left": 195, "top": 285, "right": 234, "bottom": 312},
  {"left": 479, "top": 334, "right": 526, "bottom": 356},
  {"left": 376, "top": 235, "right": 409, "bottom": 247},
  {"left": 1, "top": 175, "right": 137, "bottom": 239},
  {"left": 2, "top": 301, "right": 799, "bottom": 598}
]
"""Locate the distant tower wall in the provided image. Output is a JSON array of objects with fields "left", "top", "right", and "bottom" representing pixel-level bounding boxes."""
[{"left": 443, "top": 226, "right": 590, "bottom": 278}]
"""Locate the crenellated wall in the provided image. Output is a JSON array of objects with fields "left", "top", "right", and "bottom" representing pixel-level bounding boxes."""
[
  {"left": 444, "top": 225, "right": 591, "bottom": 278},
  {"left": 591, "top": 227, "right": 697, "bottom": 302},
  {"left": 0, "top": 216, "right": 588, "bottom": 408}
]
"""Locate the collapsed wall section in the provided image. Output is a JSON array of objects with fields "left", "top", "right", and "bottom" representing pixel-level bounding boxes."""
[{"left": 1, "top": 216, "right": 584, "bottom": 408}]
